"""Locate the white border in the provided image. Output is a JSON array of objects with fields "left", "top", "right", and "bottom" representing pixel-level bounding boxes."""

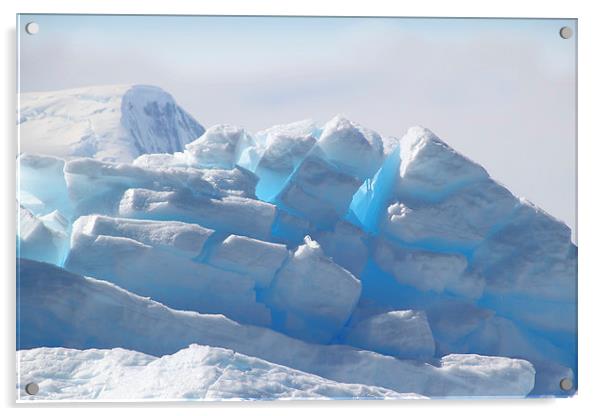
[{"left": 2, "top": 1, "right": 600, "bottom": 415}]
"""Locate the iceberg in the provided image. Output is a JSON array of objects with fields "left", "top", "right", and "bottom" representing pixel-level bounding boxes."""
[{"left": 16, "top": 93, "right": 577, "bottom": 399}]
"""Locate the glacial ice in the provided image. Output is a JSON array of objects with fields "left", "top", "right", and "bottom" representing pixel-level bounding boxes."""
[
  {"left": 65, "top": 215, "right": 270, "bottom": 326},
  {"left": 207, "top": 235, "right": 288, "bottom": 289},
  {"left": 18, "top": 206, "right": 69, "bottom": 265},
  {"left": 253, "top": 120, "right": 319, "bottom": 200},
  {"left": 373, "top": 238, "right": 482, "bottom": 298},
  {"left": 344, "top": 310, "right": 436, "bottom": 360},
  {"left": 16, "top": 96, "right": 577, "bottom": 399},
  {"left": 266, "top": 237, "right": 362, "bottom": 342},
  {"left": 18, "top": 154, "right": 72, "bottom": 218},
  {"left": 17, "top": 259, "right": 536, "bottom": 398},
  {"left": 314, "top": 221, "right": 370, "bottom": 277},
  {"left": 276, "top": 155, "right": 362, "bottom": 227},
  {"left": 118, "top": 188, "right": 276, "bottom": 241},
  {"left": 382, "top": 178, "right": 518, "bottom": 248}
]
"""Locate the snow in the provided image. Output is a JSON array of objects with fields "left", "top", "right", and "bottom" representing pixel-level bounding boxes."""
[
  {"left": 17, "top": 259, "right": 536, "bottom": 398},
  {"left": 16, "top": 88, "right": 577, "bottom": 399},
  {"left": 19, "top": 85, "right": 204, "bottom": 162},
  {"left": 18, "top": 345, "right": 422, "bottom": 401}
]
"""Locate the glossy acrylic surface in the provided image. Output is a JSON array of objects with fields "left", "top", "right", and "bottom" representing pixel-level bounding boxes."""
[{"left": 17, "top": 14, "right": 577, "bottom": 401}]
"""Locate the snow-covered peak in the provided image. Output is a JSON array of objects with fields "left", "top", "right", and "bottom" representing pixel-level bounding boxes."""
[
  {"left": 19, "top": 84, "right": 204, "bottom": 162},
  {"left": 318, "top": 115, "right": 384, "bottom": 179}
]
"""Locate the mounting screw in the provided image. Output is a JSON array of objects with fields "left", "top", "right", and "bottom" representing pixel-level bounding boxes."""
[
  {"left": 559, "top": 377, "right": 573, "bottom": 391},
  {"left": 559, "top": 26, "right": 573, "bottom": 39},
  {"left": 25, "top": 22, "right": 39, "bottom": 35},
  {"left": 24, "top": 382, "right": 39, "bottom": 396}
]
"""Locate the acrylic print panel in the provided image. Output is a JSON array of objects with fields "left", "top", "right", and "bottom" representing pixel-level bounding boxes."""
[{"left": 16, "top": 14, "right": 577, "bottom": 401}]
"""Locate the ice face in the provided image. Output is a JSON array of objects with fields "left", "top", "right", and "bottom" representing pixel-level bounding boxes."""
[
  {"left": 18, "top": 205, "right": 69, "bottom": 265},
  {"left": 382, "top": 179, "right": 519, "bottom": 249},
  {"left": 314, "top": 221, "right": 370, "bottom": 277},
  {"left": 373, "top": 238, "right": 481, "bottom": 298},
  {"left": 18, "top": 154, "right": 72, "bottom": 218},
  {"left": 207, "top": 235, "right": 289, "bottom": 289},
  {"left": 16, "top": 101, "right": 576, "bottom": 398},
  {"left": 265, "top": 237, "right": 362, "bottom": 342},
  {"left": 275, "top": 155, "right": 363, "bottom": 227},
  {"left": 344, "top": 310, "right": 436, "bottom": 360},
  {"left": 118, "top": 188, "right": 276, "bottom": 241},
  {"left": 17, "top": 259, "right": 536, "bottom": 398},
  {"left": 253, "top": 120, "right": 318, "bottom": 201},
  {"left": 64, "top": 215, "right": 270, "bottom": 326},
  {"left": 18, "top": 85, "right": 204, "bottom": 162}
]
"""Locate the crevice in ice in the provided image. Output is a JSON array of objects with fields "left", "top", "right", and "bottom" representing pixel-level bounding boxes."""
[{"left": 192, "top": 231, "right": 228, "bottom": 264}]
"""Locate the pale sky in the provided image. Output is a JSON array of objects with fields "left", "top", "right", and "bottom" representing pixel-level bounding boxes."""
[{"left": 18, "top": 15, "right": 577, "bottom": 239}]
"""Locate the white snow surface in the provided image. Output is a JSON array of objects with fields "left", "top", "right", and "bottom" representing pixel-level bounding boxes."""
[{"left": 18, "top": 345, "right": 422, "bottom": 401}]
